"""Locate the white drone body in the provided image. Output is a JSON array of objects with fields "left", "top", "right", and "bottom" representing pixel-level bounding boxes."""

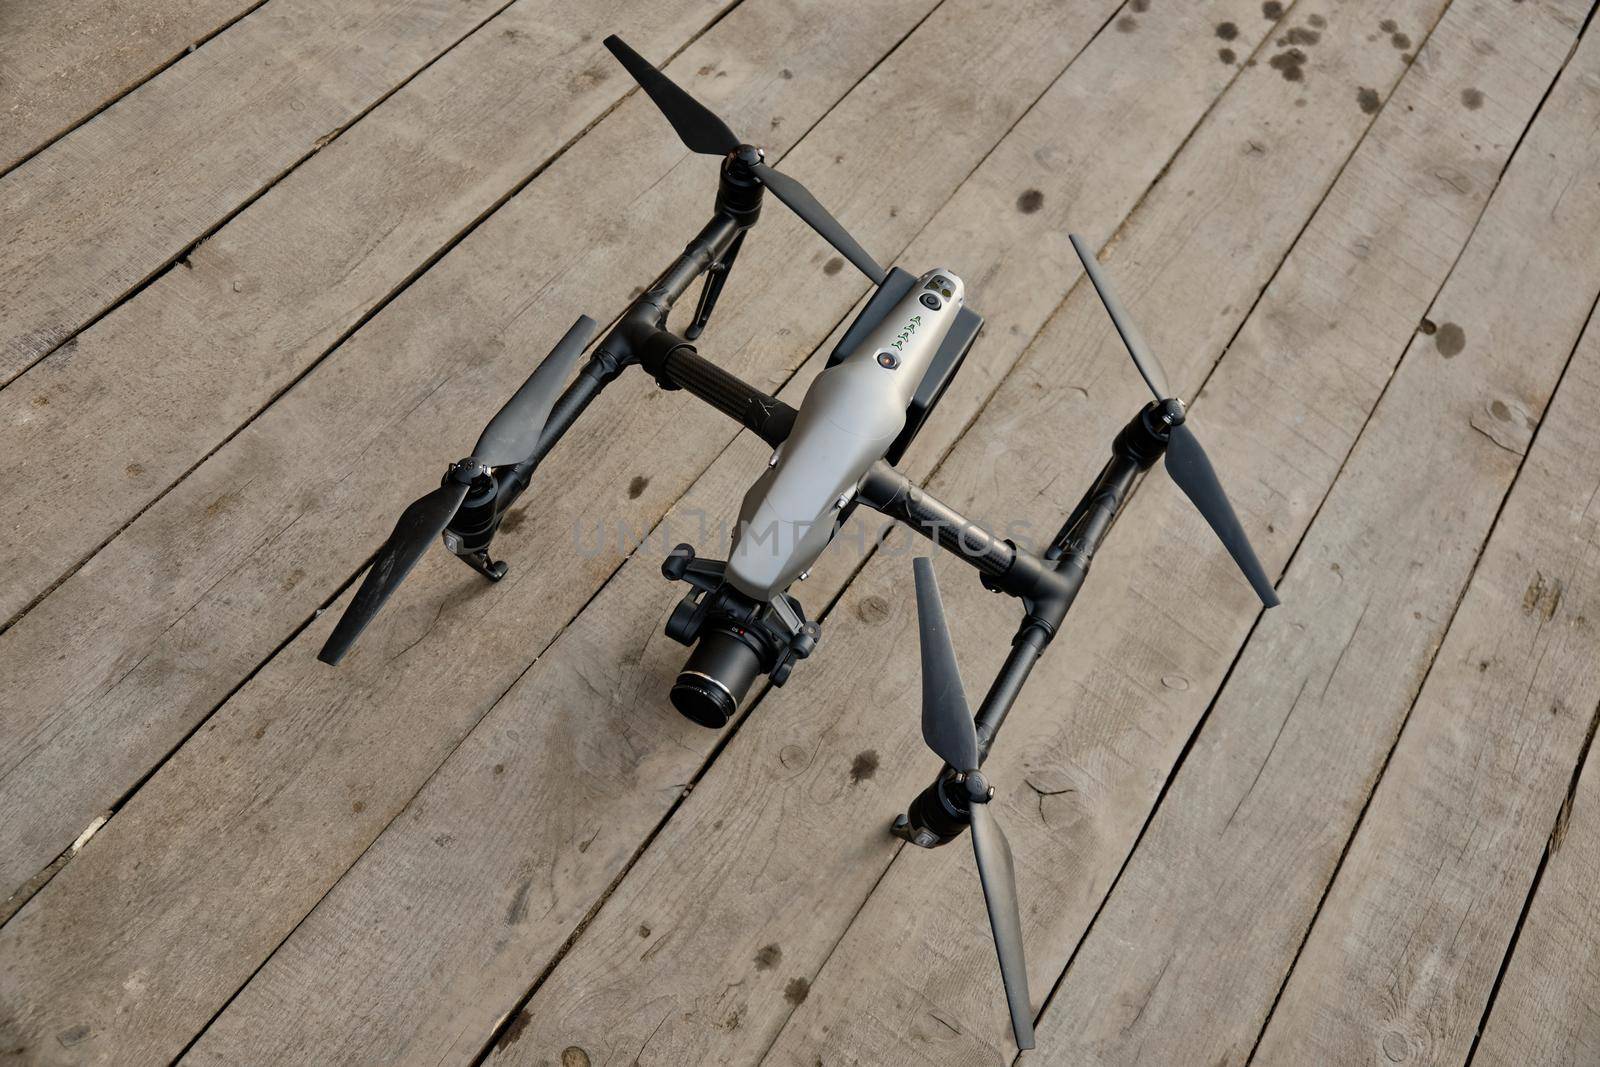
[{"left": 726, "top": 268, "right": 966, "bottom": 600}]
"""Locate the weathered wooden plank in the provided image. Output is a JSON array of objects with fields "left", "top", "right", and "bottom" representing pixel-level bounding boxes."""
[
  {"left": 180, "top": 0, "right": 1269, "bottom": 1060},
  {"left": 0, "top": 0, "right": 265, "bottom": 174},
  {"left": 1249, "top": 99, "right": 1600, "bottom": 1067},
  {"left": 1018, "top": 4, "right": 1600, "bottom": 1064},
  {"left": 503, "top": 0, "right": 1479, "bottom": 1061},
  {"left": 1253, "top": 333, "right": 1600, "bottom": 1053},
  {"left": 0, "top": 0, "right": 1123, "bottom": 1060},
  {"left": 0, "top": 0, "right": 749, "bottom": 906},
  {"left": 0, "top": 0, "right": 742, "bottom": 624},
  {"left": 1475, "top": 682, "right": 1600, "bottom": 1066},
  {"left": 0, "top": 0, "right": 517, "bottom": 386}
]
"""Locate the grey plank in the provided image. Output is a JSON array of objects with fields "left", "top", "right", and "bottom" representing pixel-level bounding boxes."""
[
  {"left": 1254, "top": 293, "right": 1600, "bottom": 1063},
  {"left": 0, "top": 0, "right": 518, "bottom": 386},
  {"left": 1475, "top": 684, "right": 1600, "bottom": 1067},
  {"left": 1249, "top": 63, "right": 1600, "bottom": 1063},
  {"left": 0, "top": 0, "right": 266, "bottom": 173}
]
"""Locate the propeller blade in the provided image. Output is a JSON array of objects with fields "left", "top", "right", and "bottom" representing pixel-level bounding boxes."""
[
  {"left": 602, "top": 35, "right": 741, "bottom": 157},
  {"left": 913, "top": 557, "right": 979, "bottom": 772},
  {"left": 1165, "top": 424, "right": 1280, "bottom": 607},
  {"left": 473, "top": 315, "right": 596, "bottom": 467},
  {"left": 970, "top": 803, "right": 1035, "bottom": 1050},
  {"left": 752, "top": 161, "right": 886, "bottom": 285},
  {"left": 1068, "top": 233, "right": 1169, "bottom": 400},
  {"left": 318, "top": 480, "right": 471, "bottom": 664}
]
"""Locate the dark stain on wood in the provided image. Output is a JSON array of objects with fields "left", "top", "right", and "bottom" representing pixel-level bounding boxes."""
[
  {"left": 1357, "top": 87, "right": 1381, "bottom": 114},
  {"left": 755, "top": 943, "right": 783, "bottom": 970},
  {"left": 507, "top": 877, "right": 533, "bottom": 925},
  {"left": 1462, "top": 87, "right": 1485, "bottom": 110},
  {"left": 1268, "top": 48, "right": 1307, "bottom": 81},
  {"left": 627, "top": 475, "right": 649, "bottom": 499},
  {"left": 1435, "top": 322, "right": 1467, "bottom": 357},
  {"left": 784, "top": 977, "right": 811, "bottom": 1005},
  {"left": 1216, "top": 21, "right": 1239, "bottom": 40},
  {"left": 849, "top": 750, "right": 880, "bottom": 784},
  {"left": 1017, "top": 188, "right": 1044, "bottom": 214}
]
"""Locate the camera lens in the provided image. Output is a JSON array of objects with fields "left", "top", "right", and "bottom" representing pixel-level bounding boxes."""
[
  {"left": 919, "top": 292, "right": 941, "bottom": 310},
  {"left": 671, "top": 628, "right": 763, "bottom": 728}
]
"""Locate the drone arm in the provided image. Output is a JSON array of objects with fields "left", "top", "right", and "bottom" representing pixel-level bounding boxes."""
[
  {"left": 856, "top": 463, "right": 1043, "bottom": 594},
  {"left": 501, "top": 353, "right": 620, "bottom": 499},
  {"left": 861, "top": 400, "right": 1163, "bottom": 639},
  {"left": 885, "top": 407, "right": 1169, "bottom": 849},
  {"left": 644, "top": 341, "right": 797, "bottom": 447},
  {"left": 495, "top": 212, "right": 756, "bottom": 509}
]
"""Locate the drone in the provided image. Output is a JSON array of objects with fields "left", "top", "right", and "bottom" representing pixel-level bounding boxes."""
[{"left": 317, "top": 36, "right": 1280, "bottom": 1051}]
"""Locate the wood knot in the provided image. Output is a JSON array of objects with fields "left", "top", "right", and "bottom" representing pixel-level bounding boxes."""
[{"left": 855, "top": 594, "right": 892, "bottom": 625}]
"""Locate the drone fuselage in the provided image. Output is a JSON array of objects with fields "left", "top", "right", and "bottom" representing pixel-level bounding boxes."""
[{"left": 725, "top": 268, "right": 966, "bottom": 600}]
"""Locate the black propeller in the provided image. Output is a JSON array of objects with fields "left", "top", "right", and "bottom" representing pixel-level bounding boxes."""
[
  {"left": 912, "top": 557, "right": 1035, "bottom": 1051},
  {"left": 1068, "top": 234, "right": 1280, "bottom": 609},
  {"left": 602, "top": 35, "right": 887, "bottom": 285},
  {"left": 318, "top": 315, "right": 598, "bottom": 665}
]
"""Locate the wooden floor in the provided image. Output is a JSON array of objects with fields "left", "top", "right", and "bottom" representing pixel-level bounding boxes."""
[{"left": 3, "top": 0, "right": 1600, "bottom": 1063}]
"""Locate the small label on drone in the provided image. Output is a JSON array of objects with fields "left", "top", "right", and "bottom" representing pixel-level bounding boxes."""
[{"left": 890, "top": 313, "right": 922, "bottom": 351}]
